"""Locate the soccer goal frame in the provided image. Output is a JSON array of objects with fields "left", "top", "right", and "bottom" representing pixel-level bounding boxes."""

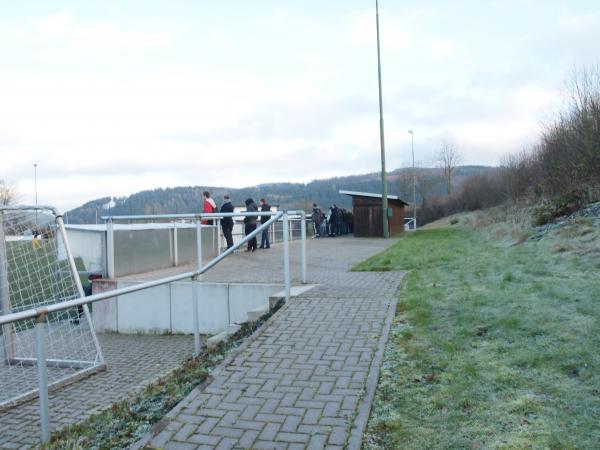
[{"left": 0, "top": 205, "right": 105, "bottom": 411}]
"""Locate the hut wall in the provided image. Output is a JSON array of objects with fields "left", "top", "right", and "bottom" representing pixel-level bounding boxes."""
[{"left": 351, "top": 196, "right": 405, "bottom": 237}]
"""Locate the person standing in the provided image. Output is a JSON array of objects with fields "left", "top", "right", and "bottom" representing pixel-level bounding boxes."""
[
  {"left": 220, "top": 194, "right": 234, "bottom": 249},
  {"left": 259, "top": 198, "right": 271, "bottom": 249},
  {"left": 202, "top": 191, "right": 216, "bottom": 225},
  {"left": 311, "top": 203, "right": 322, "bottom": 238},
  {"left": 244, "top": 198, "right": 258, "bottom": 252}
]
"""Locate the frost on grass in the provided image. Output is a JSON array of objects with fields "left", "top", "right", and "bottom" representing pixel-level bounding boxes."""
[{"left": 361, "top": 212, "right": 600, "bottom": 449}]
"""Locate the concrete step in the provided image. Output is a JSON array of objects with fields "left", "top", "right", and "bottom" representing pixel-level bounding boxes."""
[
  {"left": 268, "top": 284, "right": 317, "bottom": 308},
  {"left": 206, "top": 324, "right": 241, "bottom": 349},
  {"left": 247, "top": 303, "right": 270, "bottom": 322}
]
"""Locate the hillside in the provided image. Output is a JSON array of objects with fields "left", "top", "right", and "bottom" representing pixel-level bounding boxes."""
[
  {"left": 66, "top": 165, "right": 495, "bottom": 223},
  {"left": 359, "top": 202, "right": 600, "bottom": 449}
]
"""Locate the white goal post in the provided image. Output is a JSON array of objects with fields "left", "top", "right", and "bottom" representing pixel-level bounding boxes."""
[{"left": 0, "top": 205, "right": 105, "bottom": 411}]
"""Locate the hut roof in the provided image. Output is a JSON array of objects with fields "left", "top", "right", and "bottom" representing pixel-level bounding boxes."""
[{"left": 339, "top": 190, "right": 410, "bottom": 206}]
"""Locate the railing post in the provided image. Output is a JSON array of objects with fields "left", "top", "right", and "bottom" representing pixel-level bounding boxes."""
[
  {"left": 106, "top": 219, "right": 115, "bottom": 279},
  {"left": 173, "top": 223, "right": 179, "bottom": 266},
  {"left": 217, "top": 219, "right": 222, "bottom": 255},
  {"left": 36, "top": 313, "right": 50, "bottom": 444},
  {"left": 196, "top": 219, "right": 202, "bottom": 267},
  {"left": 300, "top": 211, "right": 307, "bottom": 284},
  {"left": 283, "top": 212, "right": 290, "bottom": 303},
  {"left": 193, "top": 218, "right": 202, "bottom": 356}
]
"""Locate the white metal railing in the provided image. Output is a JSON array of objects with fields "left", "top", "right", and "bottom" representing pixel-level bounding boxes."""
[
  {"left": 0, "top": 209, "right": 307, "bottom": 444},
  {"left": 404, "top": 217, "right": 417, "bottom": 231},
  {"left": 101, "top": 210, "right": 307, "bottom": 284}
]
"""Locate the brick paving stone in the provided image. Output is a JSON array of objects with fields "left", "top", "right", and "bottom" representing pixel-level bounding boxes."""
[
  {"left": 1, "top": 237, "right": 403, "bottom": 449},
  {"left": 0, "top": 333, "right": 194, "bottom": 449},
  {"left": 134, "top": 237, "right": 404, "bottom": 449}
]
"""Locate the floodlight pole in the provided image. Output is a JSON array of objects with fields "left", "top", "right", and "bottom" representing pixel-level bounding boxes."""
[
  {"left": 375, "top": 0, "right": 389, "bottom": 238},
  {"left": 408, "top": 130, "right": 417, "bottom": 228}
]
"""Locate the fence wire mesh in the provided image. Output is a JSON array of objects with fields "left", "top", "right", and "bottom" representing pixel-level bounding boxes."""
[{"left": 0, "top": 208, "right": 103, "bottom": 410}]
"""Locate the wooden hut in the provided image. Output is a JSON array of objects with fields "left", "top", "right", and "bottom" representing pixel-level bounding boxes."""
[{"left": 340, "top": 190, "right": 409, "bottom": 237}]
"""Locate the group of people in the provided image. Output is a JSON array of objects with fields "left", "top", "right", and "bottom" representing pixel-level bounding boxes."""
[
  {"left": 201, "top": 192, "right": 354, "bottom": 252},
  {"left": 201, "top": 191, "right": 272, "bottom": 253},
  {"left": 311, "top": 203, "right": 354, "bottom": 238}
]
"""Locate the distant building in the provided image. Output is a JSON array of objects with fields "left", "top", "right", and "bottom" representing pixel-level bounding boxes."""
[{"left": 340, "top": 190, "right": 409, "bottom": 237}]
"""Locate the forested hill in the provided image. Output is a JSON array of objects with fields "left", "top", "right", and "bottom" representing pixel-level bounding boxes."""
[{"left": 66, "top": 166, "right": 496, "bottom": 224}]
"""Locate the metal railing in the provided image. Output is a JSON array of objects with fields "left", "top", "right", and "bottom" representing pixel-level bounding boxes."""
[
  {"left": 404, "top": 217, "right": 417, "bottom": 230},
  {"left": 0, "top": 209, "right": 307, "bottom": 443},
  {"left": 101, "top": 210, "right": 307, "bottom": 284}
]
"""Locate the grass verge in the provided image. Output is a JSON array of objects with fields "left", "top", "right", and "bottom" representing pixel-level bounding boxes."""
[
  {"left": 357, "top": 225, "right": 600, "bottom": 449},
  {"left": 44, "top": 300, "right": 284, "bottom": 450}
]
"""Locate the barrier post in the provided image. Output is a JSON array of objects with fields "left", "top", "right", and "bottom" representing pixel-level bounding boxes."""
[
  {"left": 283, "top": 212, "right": 290, "bottom": 302},
  {"left": 300, "top": 211, "right": 307, "bottom": 284},
  {"left": 106, "top": 219, "right": 115, "bottom": 279},
  {"left": 193, "top": 218, "right": 202, "bottom": 356},
  {"left": 36, "top": 313, "right": 50, "bottom": 443}
]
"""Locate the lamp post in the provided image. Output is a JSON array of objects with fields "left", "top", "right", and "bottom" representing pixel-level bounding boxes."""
[
  {"left": 34, "top": 163, "right": 38, "bottom": 226},
  {"left": 408, "top": 131, "right": 416, "bottom": 229},
  {"left": 375, "top": 0, "right": 388, "bottom": 238}
]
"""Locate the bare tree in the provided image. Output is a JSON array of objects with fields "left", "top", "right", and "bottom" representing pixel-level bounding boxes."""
[
  {"left": 397, "top": 170, "right": 413, "bottom": 201},
  {"left": 436, "top": 137, "right": 462, "bottom": 195},
  {"left": 414, "top": 170, "right": 438, "bottom": 207},
  {"left": 0, "top": 179, "right": 18, "bottom": 206}
]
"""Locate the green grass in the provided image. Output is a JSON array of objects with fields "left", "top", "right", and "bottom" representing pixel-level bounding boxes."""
[
  {"left": 358, "top": 226, "right": 600, "bottom": 449},
  {"left": 1, "top": 241, "right": 86, "bottom": 335}
]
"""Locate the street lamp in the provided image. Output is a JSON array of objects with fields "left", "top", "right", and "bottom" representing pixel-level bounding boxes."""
[
  {"left": 375, "top": 0, "right": 389, "bottom": 238},
  {"left": 408, "top": 131, "right": 416, "bottom": 229}
]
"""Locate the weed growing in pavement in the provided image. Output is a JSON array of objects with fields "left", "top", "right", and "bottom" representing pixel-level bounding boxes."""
[{"left": 44, "top": 300, "right": 284, "bottom": 450}]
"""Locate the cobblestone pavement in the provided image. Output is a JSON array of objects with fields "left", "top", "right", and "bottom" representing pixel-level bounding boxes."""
[
  {"left": 1, "top": 236, "right": 402, "bottom": 449},
  {"left": 138, "top": 236, "right": 405, "bottom": 450},
  {"left": 0, "top": 333, "right": 194, "bottom": 449}
]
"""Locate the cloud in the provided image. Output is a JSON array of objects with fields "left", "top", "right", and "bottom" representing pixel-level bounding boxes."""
[{"left": 0, "top": 10, "right": 173, "bottom": 52}]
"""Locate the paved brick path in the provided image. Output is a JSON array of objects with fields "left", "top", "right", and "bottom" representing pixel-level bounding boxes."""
[
  {"left": 137, "top": 237, "right": 404, "bottom": 450},
  {"left": 1, "top": 236, "right": 402, "bottom": 449},
  {"left": 0, "top": 334, "right": 194, "bottom": 449}
]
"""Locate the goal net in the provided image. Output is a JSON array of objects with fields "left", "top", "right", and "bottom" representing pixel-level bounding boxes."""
[{"left": 0, "top": 206, "right": 105, "bottom": 410}]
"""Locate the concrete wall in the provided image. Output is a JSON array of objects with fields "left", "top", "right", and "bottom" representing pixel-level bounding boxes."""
[{"left": 92, "top": 279, "right": 283, "bottom": 335}]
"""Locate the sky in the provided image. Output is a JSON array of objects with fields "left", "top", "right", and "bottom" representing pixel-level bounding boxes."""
[{"left": 0, "top": 0, "right": 598, "bottom": 211}]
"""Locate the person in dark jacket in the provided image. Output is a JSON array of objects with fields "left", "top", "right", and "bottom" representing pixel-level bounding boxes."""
[
  {"left": 220, "top": 194, "right": 234, "bottom": 249},
  {"left": 244, "top": 198, "right": 258, "bottom": 252},
  {"left": 259, "top": 198, "right": 271, "bottom": 249},
  {"left": 311, "top": 203, "right": 322, "bottom": 238}
]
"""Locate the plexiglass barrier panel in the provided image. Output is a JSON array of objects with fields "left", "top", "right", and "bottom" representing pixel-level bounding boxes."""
[{"left": 113, "top": 229, "right": 172, "bottom": 277}]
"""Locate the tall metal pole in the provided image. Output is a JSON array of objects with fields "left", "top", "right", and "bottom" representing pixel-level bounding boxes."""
[
  {"left": 375, "top": 0, "right": 389, "bottom": 238},
  {"left": 408, "top": 130, "right": 417, "bottom": 228}
]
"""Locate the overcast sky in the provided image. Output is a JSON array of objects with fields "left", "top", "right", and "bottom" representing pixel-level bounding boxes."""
[{"left": 1, "top": 0, "right": 598, "bottom": 211}]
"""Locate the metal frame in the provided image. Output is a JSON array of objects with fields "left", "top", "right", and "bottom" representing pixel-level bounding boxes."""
[
  {"left": 0, "top": 206, "right": 107, "bottom": 425},
  {"left": 101, "top": 211, "right": 308, "bottom": 284},
  {"left": 0, "top": 208, "right": 304, "bottom": 443}
]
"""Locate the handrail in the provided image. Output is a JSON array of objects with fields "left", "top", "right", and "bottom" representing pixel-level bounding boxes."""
[
  {"left": 101, "top": 211, "right": 305, "bottom": 221},
  {"left": 0, "top": 212, "right": 284, "bottom": 327},
  {"left": 1, "top": 208, "right": 303, "bottom": 443}
]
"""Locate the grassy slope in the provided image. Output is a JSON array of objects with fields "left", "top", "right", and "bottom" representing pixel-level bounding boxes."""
[{"left": 357, "top": 218, "right": 600, "bottom": 449}]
